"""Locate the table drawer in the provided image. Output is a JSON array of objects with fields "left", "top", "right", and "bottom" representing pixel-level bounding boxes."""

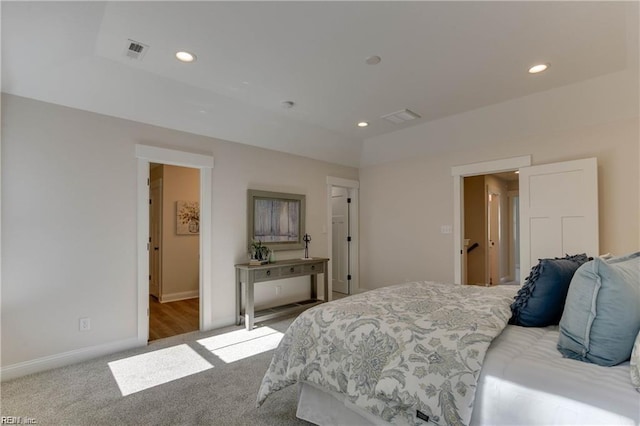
[
  {"left": 281, "top": 265, "right": 303, "bottom": 277},
  {"left": 254, "top": 268, "right": 280, "bottom": 282},
  {"left": 303, "top": 263, "right": 324, "bottom": 274}
]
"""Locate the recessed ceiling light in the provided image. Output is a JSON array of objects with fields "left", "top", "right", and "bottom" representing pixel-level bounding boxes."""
[
  {"left": 528, "top": 63, "right": 549, "bottom": 74},
  {"left": 365, "top": 55, "right": 381, "bottom": 65},
  {"left": 357, "top": 121, "right": 369, "bottom": 127},
  {"left": 176, "top": 51, "right": 197, "bottom": 63}
]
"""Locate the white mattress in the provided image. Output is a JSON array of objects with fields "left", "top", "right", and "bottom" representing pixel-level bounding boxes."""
[
  {"left": 471, "top": 325, "right": 639, "bottom": 425},
  {"left": 298, "top": 325, "right": 640, "bottom": 425}
]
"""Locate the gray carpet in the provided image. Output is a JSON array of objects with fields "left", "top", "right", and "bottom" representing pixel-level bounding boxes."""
[{"left": 1, "top": 316, "right": 311, "bottom": 426}]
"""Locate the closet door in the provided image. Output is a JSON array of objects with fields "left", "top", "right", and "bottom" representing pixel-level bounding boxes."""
[{"left": 519, "top": 157, "right": 598, "bottom": 283}]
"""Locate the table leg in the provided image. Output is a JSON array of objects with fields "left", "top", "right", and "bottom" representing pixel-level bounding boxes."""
[
  {"left": 311, "top": 273, "right": 317, "bottom": 300},
  {"left": 323, "top": 261, "right": 329, "bottom": 302},
  {"left": 245, "top": 277, "right": 254, "bottom": 330},
  {"left": 235, "top": 269, "right": 241, "bottom": 326}
]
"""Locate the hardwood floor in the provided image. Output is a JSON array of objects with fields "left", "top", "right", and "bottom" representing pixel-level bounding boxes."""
[{"left": 149, "top": 296, "right": 199, "bottom": 341}]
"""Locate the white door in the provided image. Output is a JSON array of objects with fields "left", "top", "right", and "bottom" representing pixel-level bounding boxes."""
[
  {"left": 332, "top": 188, "right": 349, "bottom": 294},
  {"left": 149, "top": 179, "right": 162, "bottom": 298},
  {"left": 519, "top": 158, "right": 598, "bottom": 283}
]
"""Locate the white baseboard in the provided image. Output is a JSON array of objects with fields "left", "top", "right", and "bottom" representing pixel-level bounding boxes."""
[
  {"left": 1, "top": 337, "right": 142, "bottom": 382},
  {"left": 160, "top": 290, "right": 199, "bottom": 303}
]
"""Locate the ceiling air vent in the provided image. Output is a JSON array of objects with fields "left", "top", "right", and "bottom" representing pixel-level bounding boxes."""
[
  {"left": 124, "top": 39, "right": 149, "bottom": 60},
  {"left": 381, "top": 109, "right": 421, "bottom": 124}
]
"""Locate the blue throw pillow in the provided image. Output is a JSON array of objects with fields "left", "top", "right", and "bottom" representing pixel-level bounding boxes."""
[
  {"left": 510, "top": 254, "right": 591, "bottom": 327},
  {"left": 557, "top": 252, "right": 640, "bottom": 366}
]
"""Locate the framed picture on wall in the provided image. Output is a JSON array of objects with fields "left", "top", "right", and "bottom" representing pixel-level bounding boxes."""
[
  {"left": 176, "top": 200, "right": 200, "bottom": 235},
  {"left": 247, "top": 190, "right": 305, "bottom": 251}
]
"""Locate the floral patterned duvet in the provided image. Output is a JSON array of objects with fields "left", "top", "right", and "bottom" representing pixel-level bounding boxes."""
[{"left": 257, "top": 281, "right": 518, "bottom": 426}]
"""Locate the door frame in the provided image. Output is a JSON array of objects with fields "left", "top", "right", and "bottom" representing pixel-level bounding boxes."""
[
  {"left": 135, "top": 145, "right": 214, "bottom": 344},
  {"left": 486, "top": 188, "right": 500, "bottom": 285},
  {"left": 326, "top": 176, "right": 360, "bottom": 299},
  {"left": 507, "top": 189, "right": 520, "bottom": 282},
  {"left": 451, "top": 155, "right": 531, "bottom": 284}
]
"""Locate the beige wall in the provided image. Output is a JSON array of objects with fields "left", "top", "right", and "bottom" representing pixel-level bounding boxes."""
[
  {"left": 1, "top": 94, "right": 358, "bottom": 370},
  {"left": 161, "top": 165, "right": 200, "bottom": 300},
  {"left": 360, "top": 116, "right": 639, "bottom": 289}
]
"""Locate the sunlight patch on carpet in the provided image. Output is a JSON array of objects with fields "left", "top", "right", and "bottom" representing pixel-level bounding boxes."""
[
  {"left": 197, "top": 326, "right": 284, "bottom": 363},
  {"left": 108, "top": 344, "right": 212, "bottom": 396}
]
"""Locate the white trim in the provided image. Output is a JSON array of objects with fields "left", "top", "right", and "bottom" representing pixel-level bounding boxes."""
[
  {"left": 451, "top": 156, "right": 531, "bottom": 284},
  {"left": 199, "top": 167, "right": 213, "bottom": 331},
  {"left": 506, "top": 189, "right": 520, "bottom": 283},
  {"left": 135, "top": 145, "right": 214, "bottom": 169},
  {"left": 451, "top": 155, "right": 531, "bottom": 177},
  {"left": 1, "top": 338, "right": 141, "bottom": 382},
  {"left": 136, "top": 159, "right": 150, "bottom": 344},
  {"left": 326, "top": 177, "right": 360, "bottom": 298},
  {"left": 326, "top": 176, "right": 360, "bottom": 189},
  {"left": 160, "top": 290, "right": 200, "bottom": 303},
  {"left": 135, "top": 145, "right": 214, "bottom": 345}
]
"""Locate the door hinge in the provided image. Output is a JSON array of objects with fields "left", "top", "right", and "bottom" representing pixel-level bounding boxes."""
[
  {"left": 149, "top": 274, "right": 151, "bottom": 280},
  {"left": 147, "top": 178, "right": 150, "bottom": 186},
  {"left": 149, "top": 236, "right": 152, "bottom": 243},
  {"left": 147, "top": 243, "right": 150, "bottom": 251},
  {"left": 347, "top": 198, "right": 351, "bottom": 203},
  {"left": 347, "top": 236, "right": 352, "bottom": 242},
  {"left": 347, "top": 274, "right": 352, "bottom": 281},
  {"left": 149, "top": 199, "right": 152, "bottom": 205}
]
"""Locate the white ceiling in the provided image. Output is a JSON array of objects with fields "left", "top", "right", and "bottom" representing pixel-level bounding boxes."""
[{"left": 2, "top": 1, "right": 637, "bottom": 167}]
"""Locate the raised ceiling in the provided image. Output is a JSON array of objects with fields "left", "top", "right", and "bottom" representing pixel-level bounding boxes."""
[{"left": 2, "top": 1, "right": 637, "bottom": 167}]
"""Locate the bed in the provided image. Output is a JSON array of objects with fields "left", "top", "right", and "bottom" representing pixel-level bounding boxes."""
[
  {"left": 257, "top": 280, "right": 640, "bottom": 426},
  {"left": 296, "top": 326, "right": 639, "bottom": 425}
]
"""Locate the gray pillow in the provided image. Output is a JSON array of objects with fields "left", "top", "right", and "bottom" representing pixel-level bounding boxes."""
[
  {"left": 557, "top": 252, "right": 640, "bottom": 366},
  {"left": 631, "top": 331, "right": 640, "bottom": 392}
]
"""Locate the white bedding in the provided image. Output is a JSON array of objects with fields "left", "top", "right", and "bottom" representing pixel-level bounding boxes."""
[
  {"left": 298, "top": 326, "right": 640, "bottom": 425},
  {"left": 471, "top": 325, "right": 639, "bottom": 425}
]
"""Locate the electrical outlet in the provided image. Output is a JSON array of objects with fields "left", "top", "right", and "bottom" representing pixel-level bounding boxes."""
[
  {"left": 275, "top": 286, "right": 281, "bottom": 296},
  {"left": 79, "top": 317, "right": 91, "bottom": 332}
]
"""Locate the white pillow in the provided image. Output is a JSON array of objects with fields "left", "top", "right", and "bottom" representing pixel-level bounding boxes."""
[{"left": 631, "top": 331, "right": 640, "bottom": 392}]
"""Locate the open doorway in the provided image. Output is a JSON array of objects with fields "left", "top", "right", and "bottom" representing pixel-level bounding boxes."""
[
  {"left": 148, "top": 163, "right": 200, "bottom": 341},
  {"left": 331, "top": 187, "right": 350, "bottom": 295},
  {"left": 326, "top": 177, "right": 359, "bottom": 300},
  {"left": 453, "top": 156, "right": 598, "bottom": 285},
  {"left": 463, "top": 171, "right": 520, "bottom": 286}
]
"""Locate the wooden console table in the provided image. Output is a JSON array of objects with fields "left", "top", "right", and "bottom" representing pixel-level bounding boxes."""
[{"left": 235, "top": 257, "right": 329, "bottom": 330}]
